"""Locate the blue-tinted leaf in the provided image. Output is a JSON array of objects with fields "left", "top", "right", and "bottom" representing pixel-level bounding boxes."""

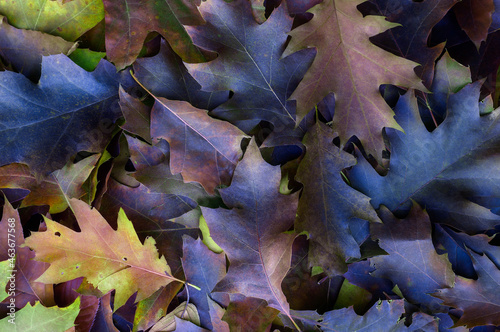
[
  {"left": 296, "top": 122, "right": 381, "bottom": 276},
  {"left": 0, "top": 55, "right": 121, "bottom": 177},
  {"left": 133, "top": 39, "right": 228, "bottom": 111},
  {"left": 371, "top": 203, "right": 454, "bottom": 311},
  {"left": 185, "top": 0, "right": 315, "bottom": 133},
  {"left": 349, "top": 80, "right": 500, "bottom": 232}
]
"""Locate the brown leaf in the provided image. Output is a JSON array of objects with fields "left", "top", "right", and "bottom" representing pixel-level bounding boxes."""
[
  {"left": 433, "top": 251, "right": 500, "bottom": 328},
  {"left": 284, "top": 0, "right": 425, "bottom": 161}
]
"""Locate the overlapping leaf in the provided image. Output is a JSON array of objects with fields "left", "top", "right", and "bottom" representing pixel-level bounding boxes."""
[
  {"left": 0, "top": 55, "right": 121, "bottom": 177},
  {"left": 0, "top": 298, "right": 80, "bottom": 331},
  {"left": 296, "top": 122, "right": 381, "bottom": 276},
  {"left": 367, "top": 0, "right": 458, "bottom": 87},
  {"left": 433, "top": 251, "right": 500, "bottom": 327},
  {"left": 454, "top": 0, "right": 495, "bottom": 49},
  {"left": 348, "top": 67, "right": 500, "bottom": 232},
  {"left": 149, "top": 95, "right": 247, "bottom": 194},
  {"left": 284, "top": 0, "right": 425, "bottom": 160},
  {"left": 0, "top": 198, "right": 54, "bottom": 308},
  {"left": 185, "top": 0, "right": 315, "bottom": 133},
  {"left": 133, "top": 39, "right": 228, "bottom": 111},
  {"left": 323, "top": 299, "right": 438, "bottom": 331},
  {"left": 24, "top": 198, "right": 182, "bottom": 310},
  {"left": 0, "top": 0, "right": 104, "bottom": 41},
  {"left": 0, "top": 15, "right": 76, "bottom": 80},
  {"left": 103, "top": 0, "right": 212, "bottom": 69},
  {"left": 370, "top": 203, "right": 454, "bottom": 311},
  {"left": 179, "top": 236, "right": 226, "bottom": 330},
  {"left": 201, "top": 139, "right": 298, "bottom": 326}
]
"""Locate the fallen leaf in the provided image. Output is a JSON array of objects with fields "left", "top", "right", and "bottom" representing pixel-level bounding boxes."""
[
  {"left": 433, "top": 251, "right": 500, "bottom": 328},
  {"left": 201, "top": 139, "right": 298, "bottom": 326},
  {"left": 24, "top": 198, "right": 183, "bottom": 310},
  {"left": 185, "top": 0, "right": 315, "bottom": 133},
  {"left": 284, "top": 0, "right": 425, "bottom": 161},
  {"left": 370, "top": 203, "right": 454, "bottom": 311}
]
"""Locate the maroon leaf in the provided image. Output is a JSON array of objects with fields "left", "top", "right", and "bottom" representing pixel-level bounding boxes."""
[
  {"left": 201, "top": 139, "right": 298, "bottom": 326},
  {"left": 284, "top": 0, "right": 425, "bottom": 160},
  {"left": 454, "top": 0, "right": 495, "bottom": 49},
  {"left": 148, "top": 95, "right": 247, "bottom": 194},
  {"left": 103, "top": 0, "right": 214, "bottom": 69},
  {"left": 433, "top": 251, "right": 500, "bottom": 328},
  {"left": 222, "top": 295, "right": 279, "bottom": 332},
  {"left": 119, "top": 87, "right": 151, "bottom": 143}
]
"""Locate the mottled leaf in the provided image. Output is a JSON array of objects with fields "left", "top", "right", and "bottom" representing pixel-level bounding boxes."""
[
  {"left": 24, "top": 198, "right": 183, "bottom": 310},
  {"left": 0, "top": 0, "right": 104, "bottom": 41},
  {"left": 103, "top": 0, "right": 212, "bottom": 69},
  {"left": 26, "top": 155, "right": 100, "bottom": 213},
  {"left": 433, "top": 251, "right": 500, "bottom": 328},
  {"left": 186, "top": 0, "right": 315, "bottom": 133},
  {"left": 201, "top": 139, "right": 298, "bottom": 325},
  {"left": 371, "top": 203, "right": 454, "bottom": 311},
  {"left": 284, "top": 0, "right": 425, "bottom": 160},
  {"left": 222, "top": 295, "right": 279, "bottom": 332},
  {"left": 99, "top": 179, "right": 200, "bottom": 274},
  {"left": 133, "top": 283, "right": 183, "bottom": 332},
  {"left": 0, "top": 55, "right": 121, "bottom": 177},
  {"left": 296, "top": 122, "right": 381, "bottom": 276}
]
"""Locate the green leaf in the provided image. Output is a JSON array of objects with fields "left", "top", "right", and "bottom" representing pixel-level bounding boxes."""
[
  {"left": 0, "top": 0, "right": 104, "bottom": 41},
  {"left": 0, "top": 297, "right": 80, "bottom": 332},
  {"left": 69, "top": 48, "right": 106, "bottom": 71}
]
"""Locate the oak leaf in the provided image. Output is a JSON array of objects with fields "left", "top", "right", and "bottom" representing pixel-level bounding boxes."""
[
  {"left": 24, "top": 198, "right": 183, "bottom": 310},
  {"left": 433, "top": 251, "right": 500, "bottom": 328},
  {"left": 371, "top": 203, "right": 454, "bottom": 311},
  {"left": 296, "top": 122, "right": 381, "bottom": 276},
  {"left": 367, "top": 0, "right": 459, "bottom": 87},
  {"left": 185, "top": 0, "right": 315, "bottom": 133},
  {"left": 284, "top": 0, "right": 425, "bottom": 161},
  {"left": 0, "top": 298, "right": 80, "bottom": 331},
  {"left": 201, "top": 139, "right": 298, "bottom": 326},
  {"left": 0, "top": 55, "right": 121, "bottom": 177},
  {"left": 148, "top": 94, "right": 248, "bottom": 195},
  {"left": 103, "top": 0, "right": 213, "bottom": 69}
]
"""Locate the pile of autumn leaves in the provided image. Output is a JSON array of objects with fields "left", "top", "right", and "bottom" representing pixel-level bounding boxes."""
[{"left": 0, "top": 0, "right": 500, "bottom": 331}]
